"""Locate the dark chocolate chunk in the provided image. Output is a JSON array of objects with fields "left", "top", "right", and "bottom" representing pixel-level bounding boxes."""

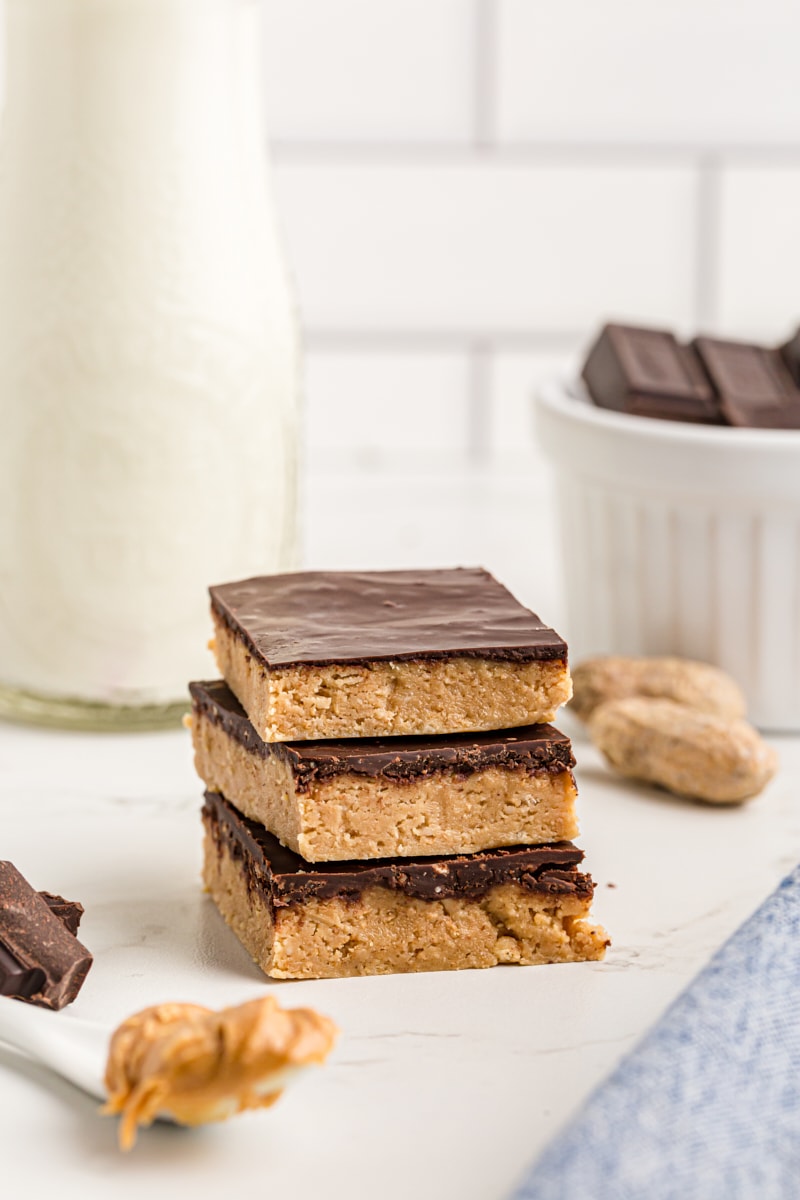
[
  {"left": 693, "top": 336, "right": 800, "bottom": 429},
  {"left": 582, "top": 323, "right": 720, "bottom": 423},
  {"left": 39, "top": 892, "right": 84, "bottom": 937},
  {"left": 202, "top": 791, "right": 594, "bottom": 907},
  {"left": 0, "top": 862, "right": 92, "bottom": 1010},
  {"left": 780, "top": 327, "right": 800, "bottom": 386},
  {"left": 209, "top": 568, "right": 567, "bottom": 670},
  {"left": 190, "top": 680, "right": 575, "bottom": 790},
  {"left": 0, "top": 943, "right": 46, "bottom": 1000}
]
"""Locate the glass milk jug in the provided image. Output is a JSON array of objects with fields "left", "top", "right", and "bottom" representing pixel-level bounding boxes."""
[{"left": 0, "top": 0, "right": 299, "bottom": 729}]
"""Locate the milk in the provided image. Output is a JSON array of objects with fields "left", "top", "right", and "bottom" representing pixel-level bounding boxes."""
[{"left": 0, "top": 0, "right": 298, "bottom": 717}]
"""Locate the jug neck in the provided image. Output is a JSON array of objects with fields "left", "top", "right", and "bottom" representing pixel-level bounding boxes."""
[{"left": 3, "top": 0, "right": 265, "bottom": 145}]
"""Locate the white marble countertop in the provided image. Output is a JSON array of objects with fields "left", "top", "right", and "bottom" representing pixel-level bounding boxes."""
[{"left": 3, "top": 464, "right": 799, "bottom": 1198}]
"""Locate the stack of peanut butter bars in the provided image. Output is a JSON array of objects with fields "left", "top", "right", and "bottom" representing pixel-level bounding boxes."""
[{"left": 189, "top": 568, "right": 608, "bottom": 979}]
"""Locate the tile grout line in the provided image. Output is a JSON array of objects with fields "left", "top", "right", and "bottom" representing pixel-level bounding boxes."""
[
  {"left": 472, "top": 0, "right": 498, "bottom": 150},
  {"left": 272, "top": 140, "right": 800, "bottom": 166},
  {"left": 305, "top": 329, "right": 584, "bottom": 352},
  {"left": 693, "top": 155, "right": 723, "bottom": 330},
  {"left": 467, "top": 341, "right": 492, "bottom": 464}
]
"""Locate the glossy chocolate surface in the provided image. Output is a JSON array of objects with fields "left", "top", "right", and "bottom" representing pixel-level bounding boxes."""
[
  {"left": 780, "top": 327, "right": 800, "bottom": 386},
  {"left": 693, "top": 336, "right": 800, "bottom": 429},
  {"left": 582, "top": 323, "right": 719, "bottom": 423},
  {"left": 209, "top": 568, "right": 567, "bottom": 669},
  {"left": 190, "top": 680, "right": 575, "bottom": 790},
  {"left": 203, "top": 791, "right": 593, "bottom": 907}
]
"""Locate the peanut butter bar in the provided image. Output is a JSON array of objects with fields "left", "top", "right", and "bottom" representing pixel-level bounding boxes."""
[
  {"left": 190, "top": 681, "right": 579, "bottom": 862},
  {"left": 209, "top": 568, "right": 571, "bottom": 742},
  {"left": 201, "top": 792, "right": 608, "bottom": 980}
]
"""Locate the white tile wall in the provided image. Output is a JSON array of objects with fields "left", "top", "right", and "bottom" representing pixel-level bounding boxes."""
[
  {"left": 277, "top": 162, "right": 699, "bottom": 334},
  {"left": 301, "top": 463, "right": 565, "bottom": 626},
  {"left": 717, "top": 166, "right": 800, "bottom": 339},
  {"left": 262, "top": 0, "right": 474, "bottom": 143},
  {"left": 302, "top": 349, "right": 470, "bottom": 468},
  {"left": 489, "top": 349, "right": 581, "bottom": 465},
  {"left": 496, "top": 0, "right": 800, "bottom": 147},
  {"left": 262, "top": 0, "right": 800, "bottom": 475}
]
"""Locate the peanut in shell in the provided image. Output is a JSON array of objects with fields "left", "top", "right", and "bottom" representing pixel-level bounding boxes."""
[
  {"left": 589, "top": 697, "right": 777, "bottom": 804},
  {"left": 571, "top": 656, "right": 746, "bottom": 723}
]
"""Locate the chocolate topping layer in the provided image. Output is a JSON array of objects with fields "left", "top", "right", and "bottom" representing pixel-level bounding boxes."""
[
  {"left": 190, "top": 680, "right": 575, "bottom": 790},
  {"left": 209, "top": 568, "right": 567, "bottom": 669},
  {"left": 203, "top": 791, "right": 593, "bottom": 907}
]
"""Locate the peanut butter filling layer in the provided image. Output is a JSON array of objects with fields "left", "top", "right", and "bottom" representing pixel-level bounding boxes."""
[
  {"left": 212, "top": 611, "right": 571, "bottom": 742},
  {"left": 190, "top": 688, "right": 579, "bottom": 861},
  {"left": 201, "top": 794, "right": 608, "bottom": 981}
]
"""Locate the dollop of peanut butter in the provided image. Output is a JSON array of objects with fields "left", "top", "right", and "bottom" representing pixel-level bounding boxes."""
[{"left": 103, "top": 996, "right": 337, "bottom": 1150}]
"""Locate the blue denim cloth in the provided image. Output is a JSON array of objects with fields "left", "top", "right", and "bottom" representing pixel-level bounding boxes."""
[{"left": 511, "top": 865, "right": 800, "bottom": 1200}]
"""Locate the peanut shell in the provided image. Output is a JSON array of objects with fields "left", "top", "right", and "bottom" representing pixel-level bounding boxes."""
[
  {"left": 571, "top": 656, "right": 746, "bottom": 723},
  {"left": 589, "top": 697, "right": 777, "bottom": 804}
]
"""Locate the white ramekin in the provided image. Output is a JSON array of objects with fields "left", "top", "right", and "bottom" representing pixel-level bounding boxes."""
[{"left": 536, "top": 379, "right": 800, "bottom": 731}]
